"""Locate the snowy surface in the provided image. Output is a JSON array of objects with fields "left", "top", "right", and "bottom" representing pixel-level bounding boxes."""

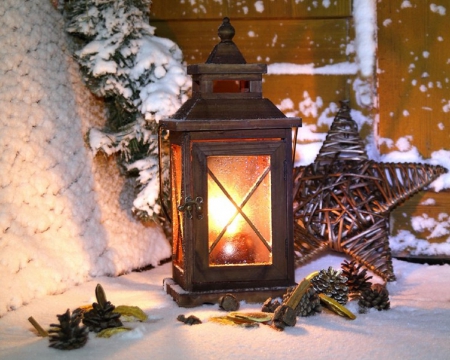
[
  {"left": 0, "top": 0, "right": 170, "bottom": 317},
  {"left": 1, "top": 254, "right": 450, "bottom": 360},
  {"left": 1, "top": 0, "right": 449, "bottom": 329}
]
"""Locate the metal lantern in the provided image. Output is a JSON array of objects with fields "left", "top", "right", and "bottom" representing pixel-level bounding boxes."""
[{"left": 160, "top": 18, "right": 302, "bottom": 307}]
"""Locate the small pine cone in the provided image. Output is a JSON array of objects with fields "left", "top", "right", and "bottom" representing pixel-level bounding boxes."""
[
  {"left": 82, "top": 301, "right": 123, "bottom": 333},
  {"left": 261, "top": 297, "right": 281, "bottom": 313},
  {"left": 341, "top": 260, "right": 373, "bottom": 297},
  {"left": 295, "top": 287, "right": 322, "bottom": 317},
  {"left": 311, "top": 266, "right": 349, "bottom": 305},
  {"left": 48, "top": 309, "right": 88, "bottom": 350},
  {"left": 358, "top": 283, "right": 390, "bottom": 312}
]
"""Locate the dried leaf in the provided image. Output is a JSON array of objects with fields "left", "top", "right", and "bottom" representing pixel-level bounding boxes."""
[
  {"left": 319, "top": 293, "right": 356, "bottom": 320},
  {"left": 96, "top": 326, "right": 132, "bottom": 338},
  {"left": 305, "top": 271, "right": 320, "bottom": 281},
  {"left": 113, "top": 305, "right": 148, "bottom": 322},
  {"left": 228, "top": 311, "right": 273, "bottom": 323},
  {"left": 210, "top": 316, "right": 259, "bottom": 328}
]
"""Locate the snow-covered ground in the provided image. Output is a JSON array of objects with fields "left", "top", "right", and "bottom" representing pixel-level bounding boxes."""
[{"left": 1, "top": 253, "right": 449, "bottom": 360}]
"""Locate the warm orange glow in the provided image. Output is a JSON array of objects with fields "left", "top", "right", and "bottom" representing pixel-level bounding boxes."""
[
  {"left": 207, "top": 155, "right": 273, "bottom": 267},
  {"left": 208, "top": 193, "right": 245, "bottom": 235}
]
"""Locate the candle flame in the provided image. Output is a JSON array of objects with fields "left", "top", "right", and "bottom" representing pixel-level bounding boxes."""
[{"left": 209, "top": 195, "right": 242, "bottom": 235}]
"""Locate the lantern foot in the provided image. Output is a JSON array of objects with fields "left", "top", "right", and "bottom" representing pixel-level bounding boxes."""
[{"left": 163, "top": 278, "right": 291, "bottom": 308}]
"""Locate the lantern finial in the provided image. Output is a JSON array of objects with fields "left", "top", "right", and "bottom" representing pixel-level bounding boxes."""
[
  {"left": 206, "top": 17, "right": 246, "bottom": 64},
  {"left": 218, "top": 17, "right": 235, "bottom": 42}
]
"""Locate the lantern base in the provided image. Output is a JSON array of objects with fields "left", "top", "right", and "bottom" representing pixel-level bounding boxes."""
[{"left": 163, "top": 278, "right": 291, "bottom": 308}]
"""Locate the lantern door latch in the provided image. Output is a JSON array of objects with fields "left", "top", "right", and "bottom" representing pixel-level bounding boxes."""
[{"left": 178, "top": 196, "right": 204, "bottom": 220}]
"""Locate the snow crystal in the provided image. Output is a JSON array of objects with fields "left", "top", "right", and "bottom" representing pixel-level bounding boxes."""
[
  {"left": 383, "top": 18, "right": 392, "bottom": 27},
  {"left": 380, "top": 137, "right": 423, "bottom": 163},
  {"left": 430, "top": 3, "right": 446, "bottom": 15},
  {"left": 421, "top": 198, "right": 436, "bottom": 206},
  {"left": 423, "top": 51, "right": 430, "bottom": 58},
  {"left": 277, "top": 98, "right": 294, "bottom": 111},
  {"left": 395, "top": 136, "right": 413, "bottom": 151},
  {"left": 271, "top": 34, "right": 278, "bottom": 46},
  {"left": 419, "top": 84, "right": 428, "bottom": 92},
  {"left": 298, "top": 91, "right": 323, "bottom": 118},
  {"left": 248, "top": 30, "right": 255, "bottom": 37},
  {"left": 402, "top": 109, "right": 410, "bottom": 116},
  {"left": 412, "top": 213, "right": 437, "bottom": 233},
  {"left": 254, "top": 0, "right": 264, "bottom": 13},
  {"left": 429, "top": 150, "right": 450, "bottom": 191},
  {"left": 401, "top": 1, "right": 412, "bottom": 9}
]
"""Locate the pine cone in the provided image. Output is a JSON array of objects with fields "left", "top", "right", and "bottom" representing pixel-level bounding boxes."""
[
  {"left": 358, "top": 283, "right": 390, "bottom": 312},
  {"left": 82, "top": 284, "right": 123, "bottom": 333},
  {"left": 310, "top": 267, "right": 349, "bottom": 305},
  {"left": 282, "top": 286, "right": 322, "bottom": 317},
  {"left": 48, "top": 309, "right": 88, "bottom": 350},
  {"left": 341, "top": 260, "right": 373, "bottom": 297},
  {"left": 261, "top": 297, "right": 281, "bottom": 313},
  {"left": 82, "top": 301, "right": 123, "bottom": 333},
  {"left": 296, "top": 287, "right": 322, "bottom": 317}
]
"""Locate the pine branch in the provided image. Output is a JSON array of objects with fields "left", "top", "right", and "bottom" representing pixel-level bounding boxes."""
[{"left": 64, "top": 0, "right": 190, "bottom": 228}]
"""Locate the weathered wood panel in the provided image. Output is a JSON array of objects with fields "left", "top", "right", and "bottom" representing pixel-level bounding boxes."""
[
  {"left": 151, "top": 19, "right": 350, "bottom": 66},
  {"left": 377, "top": 0, "right": 450, "bottom": 256},
  {"left": 377, "top": 0, "right": 450, "bottom": 158},
  {"left": 150, "top": 0, "right": 351, "bottom": 20}
]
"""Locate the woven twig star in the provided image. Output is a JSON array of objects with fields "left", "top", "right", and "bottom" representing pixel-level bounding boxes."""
[{"left": 293, "top": 101, "right": 447, "bottom": 281}]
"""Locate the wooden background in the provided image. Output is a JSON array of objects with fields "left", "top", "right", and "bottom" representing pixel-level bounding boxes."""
[{"left": 149, "top": 0, "right": 450, "bottom": 258}]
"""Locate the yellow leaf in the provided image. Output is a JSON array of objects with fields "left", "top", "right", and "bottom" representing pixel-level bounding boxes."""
[
  {"left": 228, "top": 311, "right": 273, "bottom": 323},
  {"left": 319, "top": 293, "right": 356, "bottom": 320},
  {"left": 113, "top": 305, "right": 148, "bottom": 322},
  {"left": 96, "top": 327, "right": 132, "bottom": 338},
  {"left": 209, "top": 316, "right": 259, "bottom": 328}
]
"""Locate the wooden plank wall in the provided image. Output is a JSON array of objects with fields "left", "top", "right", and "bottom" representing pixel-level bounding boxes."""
[
  {"left": 149, "top": 0, "right": 357, "bottom": 131},
  {"left": 377, "top": 0, "right": 450, "bottom": 257},
  {"left": 149, "top": 0, "right": 450, "bottom": 257}
]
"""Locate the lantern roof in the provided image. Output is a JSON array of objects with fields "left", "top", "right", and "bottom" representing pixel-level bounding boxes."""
[{"left": 162, "top": 17, "right": 301, "bottom": 132}]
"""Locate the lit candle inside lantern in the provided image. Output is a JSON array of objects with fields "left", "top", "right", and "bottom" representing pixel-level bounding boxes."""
[
  {"left": 208, "top": 189, "right": 259, "bottom": 265},
  {"left": 208, "top": 194, "right": 242, "bottom": 235}
]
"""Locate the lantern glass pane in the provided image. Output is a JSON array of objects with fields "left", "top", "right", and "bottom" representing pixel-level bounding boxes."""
[
  {"left": 171, "top": 144, "right": 183, "bottom": 268},
  {"left": 207, "top": 155, "right": 272, "bottom": 266}
]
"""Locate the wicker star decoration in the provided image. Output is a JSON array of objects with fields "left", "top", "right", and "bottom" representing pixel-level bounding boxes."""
[{"left": 293, "top": 101, "right": 447, "bottom": 281}]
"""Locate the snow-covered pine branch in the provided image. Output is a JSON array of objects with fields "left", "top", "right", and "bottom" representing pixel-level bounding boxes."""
[{"left": 65, "top": 0, "right": 190, "bottom": 224}]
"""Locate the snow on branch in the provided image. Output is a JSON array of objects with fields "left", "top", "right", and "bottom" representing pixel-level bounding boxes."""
[{"left": 65, "top": 0, "right": 190, "bottom": 223}]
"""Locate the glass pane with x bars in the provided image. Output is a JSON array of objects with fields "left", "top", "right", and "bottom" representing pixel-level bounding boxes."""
[{"left": 207, "top": 155, "right": 273, "bottom": 266}]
